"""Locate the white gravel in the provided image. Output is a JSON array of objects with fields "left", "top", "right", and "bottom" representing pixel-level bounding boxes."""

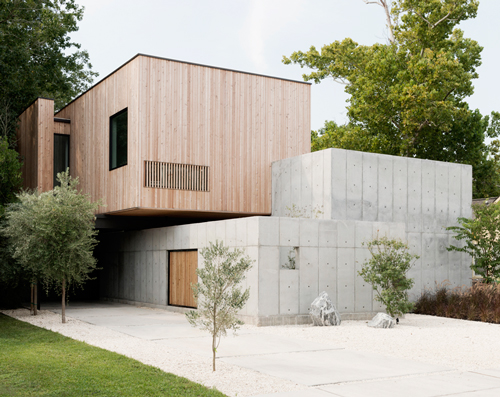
[{"left": 3, "top": 309, "right": 500, "bottom": 396}]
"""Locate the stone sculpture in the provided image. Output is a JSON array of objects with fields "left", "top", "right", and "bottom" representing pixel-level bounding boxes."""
[
  {"left": 310, "top": 291, "right": 341, "bottom": 326},
  {"left": 367, "top": 312, "right": 396, "bottom": 328}
]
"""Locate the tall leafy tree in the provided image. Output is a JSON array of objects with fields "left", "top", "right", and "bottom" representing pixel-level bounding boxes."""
[
  {"left": 1, "top": 171, "right": 101, "bottom": 322},
  {"left": 285, "top": 0, "right": 500, "bottom": 198},
  {"left": 0, "top": 0, "right": 97, "bottom": 143},
  {"left": 0, "top": 136, "right": 22, "bottom": 305}
]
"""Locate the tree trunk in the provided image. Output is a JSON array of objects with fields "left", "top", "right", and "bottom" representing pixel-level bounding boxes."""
[
  {"left": 61, "top": 278, "right": 66, "bottom": 324},
  {"left": 212, "top": 332, "right": 216, "bottom": 371},
  {"left": 212, "top": 303, "right": 217, "bottom": 371},
  {"left": 30, "top": 283, "right": 34, "bottom": 315},
  {"left": 33, "top": 282, "right": 38, "bottom": 316}
]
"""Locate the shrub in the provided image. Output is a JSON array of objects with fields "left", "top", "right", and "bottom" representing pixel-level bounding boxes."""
[
  {"left": 447, "top": 201, "right": 500, "bottom": 283},
  {"left": 359, "top": 236, "right": 419, "bottom": 318},
  {"left": 414, "top": 282, "right": 500, "bottom": 324}
]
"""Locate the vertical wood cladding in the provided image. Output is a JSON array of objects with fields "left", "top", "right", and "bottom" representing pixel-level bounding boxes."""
[
  {"left": 17, "top": 98, "right": 54, "bottom": 192},
  {"left": 55, "top": 55, "right": 311, "bottom": 215},
  {"left": 168, "top": 250, "right": 198, "bottom": 308}
]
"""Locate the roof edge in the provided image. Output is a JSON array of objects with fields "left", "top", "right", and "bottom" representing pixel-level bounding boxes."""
[
  {"left": 18, "top": 97, "right": 54, "bottom": 118},
  {"left": 56, "top": 53, "right": 311, "bottom": 115}
]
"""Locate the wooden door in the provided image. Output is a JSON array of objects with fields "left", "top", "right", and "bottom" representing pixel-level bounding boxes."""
[{"left": 169, "top": 250, "right": 198, "bottom": 308}]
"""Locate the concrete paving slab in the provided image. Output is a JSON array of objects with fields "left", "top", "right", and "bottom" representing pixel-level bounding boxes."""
[
  {"left": 107, "top": 324, "right": 208, "bottom": 340},
  {"left": 253, "top": 389, "right": 334, "bottom": 397},
  {"left": 446, "top": 389, "right": 500, "bottom": 396},
  {"left": 319, "top": 371, "right": 500, "bottom": 397},
  {"left": 220, "top": 350, "right": 450, "bottom": 386},
  {"left": 472, "top": 368, "right": 500, "bottom": 379},
  {"left": 155, "top": 333, "right": 340, "bottom": 358}
]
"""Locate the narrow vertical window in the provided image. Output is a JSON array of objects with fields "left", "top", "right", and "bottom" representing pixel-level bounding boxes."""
[
  {"left": 53, "top": 134, "right": 69, "bottom": 187},
  {"left": 110, "top": 108, "right": 127, "bottom": 170}
]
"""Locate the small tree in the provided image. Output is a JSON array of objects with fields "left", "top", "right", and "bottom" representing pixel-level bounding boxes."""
[
  {"left": 186, "top": 240, "right": 253, "bottom": 371},
  {"left": 447, "top": 201, "right": 500, "bottom": 283},
  {"left": 359, "top": 236, "right": 419, "bottom": 318},
  {"left": 2, "top": 170, "right": 101, "bottom": 322}
]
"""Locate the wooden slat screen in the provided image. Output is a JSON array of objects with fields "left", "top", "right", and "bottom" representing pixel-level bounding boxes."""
[{"left": 145, "top": 160, "right": 209, "bottom": 191}]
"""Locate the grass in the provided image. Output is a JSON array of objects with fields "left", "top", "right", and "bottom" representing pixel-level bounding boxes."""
[
  {"left": 414, "top": 281, "right": 500, "bottom": 324},
  {"left": 0, "top": 314, "right": 226, "bottom": 397}
]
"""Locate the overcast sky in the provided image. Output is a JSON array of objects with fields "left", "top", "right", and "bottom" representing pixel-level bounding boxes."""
[{"left": 72, "top": 0, "right": 500, "bottom": 132}]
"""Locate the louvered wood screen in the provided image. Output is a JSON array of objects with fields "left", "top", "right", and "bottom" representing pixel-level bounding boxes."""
[{"left": 144, "top": 160, "right": 209, "bottom": 191}]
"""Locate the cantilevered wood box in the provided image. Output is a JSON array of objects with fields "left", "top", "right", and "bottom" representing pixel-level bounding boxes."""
[{"left": 17, "top": 54, "right": 311, "bottom": 221}]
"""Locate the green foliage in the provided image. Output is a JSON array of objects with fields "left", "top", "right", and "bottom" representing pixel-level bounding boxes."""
[
  {"left": 0, "top": 0, "right": 97, "bottom": 143},
  {"left": 447, "top": 201, "right": 500, "bottom": 283},
  {"left": 358, "top": 236, "right": 419, "bottom": 317},
  {"left": 286, "top": 0, "right": 500, "bottom": 198},
  {"left": 0, "top": 314, "right": 227, "bottom": 396},
  {"left": 0, "top": 136, "right": 23, "bottom": 296},
  {"left": 186, "top": 240, "right": 253, "bottom": 371},
  {"left": 284, "top": 203, "right": 324, "bottom": 218},
  {"left": 0, "top": 137, "right": 22, "bottom": 214},
  {"left": 414, "top": 282, "right": 500, "bottom": 323},
  {"left": 1, "top": 170, "right": 101, "bottom": 317}
]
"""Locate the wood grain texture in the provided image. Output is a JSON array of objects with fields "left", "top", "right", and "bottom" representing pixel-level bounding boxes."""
[
  {"left": 55, "top": 54, "right": 311, "bottom": 215},
  {"left": 169, "top": 250, "right": 197, "bottom": 308},
  {"left": 54, "top": 120, "right": 70, "bottom": 135},
  {"left": 17, "top": 98, "right": 54, "bottom": 192}
]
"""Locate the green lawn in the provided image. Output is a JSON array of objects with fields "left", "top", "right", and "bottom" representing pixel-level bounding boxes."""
[{"left": 0, "top": 314, "right": 226, "bottom": 397}]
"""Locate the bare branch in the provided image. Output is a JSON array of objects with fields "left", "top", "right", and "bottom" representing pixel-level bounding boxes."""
[
  {"left": 414, "top": 10, "right": 453, "bottom": 29},
  {"left": 363, "top": 0, "right": 395, "bottom": 44}
]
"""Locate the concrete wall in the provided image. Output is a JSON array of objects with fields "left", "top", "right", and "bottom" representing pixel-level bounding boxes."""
[
  {"left": 97, "top": 217, "right": 406, "bottom": 325},
  {"left": 271, "top": 149, "right": 473, "bottom": 294},
  {"left": 97, "top": 148, "right": 473, "bottom": 325}
]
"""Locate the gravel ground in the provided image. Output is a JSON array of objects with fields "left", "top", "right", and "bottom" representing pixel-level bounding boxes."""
[
  {"left": 3, "top": 309, "right": 500, "bottom": 396},
  {"left": 249, "top": 314, "right": 500, "bottom": 373}
]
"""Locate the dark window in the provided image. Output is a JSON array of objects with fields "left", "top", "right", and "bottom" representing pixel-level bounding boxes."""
[
  {"left": 110, "top": 108, "right": 127, "bottom": 170},
  {"left": 53, "top": 134, "right": 69, "bottom": 187}
]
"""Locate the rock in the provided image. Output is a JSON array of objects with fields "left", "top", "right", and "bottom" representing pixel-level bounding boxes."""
[
  {"left": 367, "top": 313, "right": 396, "bottom": 329},
  {"left": 310, "top": 291, "right": 341, "bottom": 326}
]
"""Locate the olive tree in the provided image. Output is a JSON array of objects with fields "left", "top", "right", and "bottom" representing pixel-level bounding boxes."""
[
  {"left": 2, "top": 170, "right": 101, "bottom": 322},
  {"left": 359, "top": 236, "right": 419, "bottom": 318},
  {"left": 186, "top": 240, "right": 253, "bottom": 371}
]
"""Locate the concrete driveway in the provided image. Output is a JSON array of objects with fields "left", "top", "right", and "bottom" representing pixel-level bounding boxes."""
[{"left": 42, "top": 301, "right": 500, "bottom": 397}]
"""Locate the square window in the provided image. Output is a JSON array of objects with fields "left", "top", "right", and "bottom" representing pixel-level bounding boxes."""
[{"left": 110, "top": 108, "right": 127, "bottom": 170}]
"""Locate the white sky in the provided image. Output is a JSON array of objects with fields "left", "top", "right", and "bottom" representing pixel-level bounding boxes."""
[{"left": 72, "top": 0, "right": 500, "bottom": 132}]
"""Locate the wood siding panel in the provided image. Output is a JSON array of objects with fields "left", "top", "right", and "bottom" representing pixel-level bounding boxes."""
[
  {"left": 54, "top": 55, "right": 310, "bottom": 216},
  {"left": 138, "top": 56, "right": 311, "bottom": 215},
  {"left": 56, "top": 60, "right": 140, "bottom": 214},
  {"left": 17, "top": 98, "right": 54, "bottom": 192},
  {"left": 17, "top": 101, "right": 39, "bottom": 190},
  {"left": 54, "top": 121, "right": 70, "bottom": 135},
  {"left": 169, "top": 250, "right": 197, "bottom": 308}
]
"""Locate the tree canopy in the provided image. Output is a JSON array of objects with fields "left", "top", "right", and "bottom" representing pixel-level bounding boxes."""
[
  {"left": 1, "top": 171, "right": 101, "bottom": 322},
  {"left": 0, "top": 0, "right": 97, "bottom": 143},
  {"left": 284, "top": 0, "right": 500, "bottom": 198}
]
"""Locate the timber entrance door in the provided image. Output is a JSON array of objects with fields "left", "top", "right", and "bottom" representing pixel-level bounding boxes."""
[{"left": 169, "top": 250, "right": 198, "bottom": 308}]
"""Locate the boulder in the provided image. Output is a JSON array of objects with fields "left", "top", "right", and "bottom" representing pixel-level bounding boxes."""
[
  {"left": 310, "top": 291, "right": 341, "bottom": 326},
  {"left": 367, "top": 312, "right": 396, "bottom": 329}
]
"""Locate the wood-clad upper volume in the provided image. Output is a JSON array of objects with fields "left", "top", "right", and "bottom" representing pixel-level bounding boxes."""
[{"left": 18, "top": 54, "right": 311, "bottom": 217}]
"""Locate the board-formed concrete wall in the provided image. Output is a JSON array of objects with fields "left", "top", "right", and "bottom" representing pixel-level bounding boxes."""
[
  {"left": 97, "top": 216, "right": 406, "bottom": 325},
  {"left": 271, "top": 149, "right": 473, "bottom": 294}
]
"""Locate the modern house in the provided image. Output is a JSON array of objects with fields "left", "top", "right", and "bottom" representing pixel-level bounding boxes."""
[{"left": 17, "top": 54, "right": 472, "bottom": 325}]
